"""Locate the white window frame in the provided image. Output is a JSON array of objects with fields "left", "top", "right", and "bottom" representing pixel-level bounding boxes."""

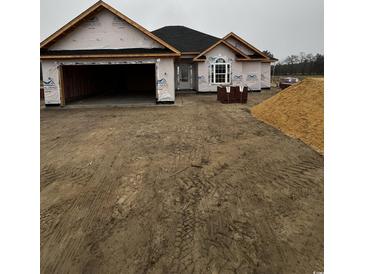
[{"left": 209, "top": 58, "right": 231, "bottom": 85}]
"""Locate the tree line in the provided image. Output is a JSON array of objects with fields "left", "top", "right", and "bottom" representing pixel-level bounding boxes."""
[{"left": 263, "top": 51, "right": 324, "bottom": 76}]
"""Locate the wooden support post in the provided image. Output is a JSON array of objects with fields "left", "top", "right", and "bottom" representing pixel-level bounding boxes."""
[{"left": 59, "top": 65, "right": 65, "bottom": 107}]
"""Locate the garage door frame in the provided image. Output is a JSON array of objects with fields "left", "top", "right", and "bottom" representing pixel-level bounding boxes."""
[
  {"left": 58, "top": 63, "right": 157, "bottom": 106},
  {"left": 59, "top": 65, "right": 66, "bottom": 106}
]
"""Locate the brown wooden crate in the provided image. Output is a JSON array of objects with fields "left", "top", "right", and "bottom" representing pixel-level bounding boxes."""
[{"left": 217, "top": 86, "right": 248, "bottom": 104}]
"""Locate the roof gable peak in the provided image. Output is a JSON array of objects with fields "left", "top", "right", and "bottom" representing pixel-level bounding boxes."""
[
  {"left": 193, "top": 39, "right": 250, "bottom": 61},
  {"left": 40, "top": 1, "right": 180, "bottom": 54},
  {"left": 222, "top": 32, "right": 269, "bottom": 60}
]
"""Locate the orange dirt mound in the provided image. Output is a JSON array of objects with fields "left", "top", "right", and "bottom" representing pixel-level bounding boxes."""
[{"left": 251, "top": 78, "right": 324, "bottom": 154}]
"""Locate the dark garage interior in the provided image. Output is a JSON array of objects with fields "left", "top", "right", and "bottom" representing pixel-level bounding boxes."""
[{"left": 62, "top": 64, "right": 156, "bottom": 105}]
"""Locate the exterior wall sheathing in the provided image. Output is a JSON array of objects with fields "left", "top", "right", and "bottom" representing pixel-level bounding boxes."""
[
  {"left": 261, "top": 63, "right": 271, "bottom": 89},
  {"left": 41, "top": 58, "right": 175, "bottom": 105},
  {"left": 49, "top": 9, "right": 163, "bottom": 50},
  {"left": 196, "top": 44, "right": 263, "bottom": 92}
]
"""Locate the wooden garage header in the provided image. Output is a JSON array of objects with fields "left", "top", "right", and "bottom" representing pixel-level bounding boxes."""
[{"left": 40, "top": 53, "right": 180, "bottom": 60}]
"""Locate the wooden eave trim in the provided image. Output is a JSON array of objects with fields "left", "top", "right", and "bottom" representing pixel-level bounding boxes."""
[
  {"left": 262, "top": 59, "right": 278, "bottom": 63},
  {"left": 40, "top": 53, "right": 180, "bottom": 60},
  {"left": 193, "top": 40, "right": 219, "bottom": 61},
  {"left": 194, "top": 57, "right": 265, "bottom": 63},
  {"left": 181, "top": 52, "right": 200, "bottom": 55},
  {"left": 237, "top": 58, "right": 270, "bottom": 62},
  {"left": 223, "top": 32, "right": 270, "bottom": 60},
  {"left": 40, "top": 1, "right": 181, "bottom": 55},
  {"left": 193, "top": 40, "right": 250, "bottom": 61},
  {"left": 193, "top": 40, "right": 222, "bottom": 61},
  {"left": 98, "top": 2, "right": 180, "bottom": 54},
  {"left": 221, "top": 41, "right": 251, "bottom": 59},
  {"left": 40, "top": 1, "right": 104, "bottom": 48}
]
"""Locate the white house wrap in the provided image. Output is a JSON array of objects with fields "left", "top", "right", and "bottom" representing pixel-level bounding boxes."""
[{"left": 40, "top": 1, "right": 276, "bottom": 106}]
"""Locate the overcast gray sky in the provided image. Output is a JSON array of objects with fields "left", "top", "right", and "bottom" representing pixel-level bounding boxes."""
[{"left": 40, "top": 0, "right": 323, "bottom": 61}]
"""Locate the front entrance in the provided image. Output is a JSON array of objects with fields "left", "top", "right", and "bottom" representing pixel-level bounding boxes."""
[{"left": 176, "top": 63, "right": 193, "bottom": 90}]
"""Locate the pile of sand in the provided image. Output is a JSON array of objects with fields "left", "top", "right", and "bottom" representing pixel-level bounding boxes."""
[{"left": 251, "top": 78, "right": 324, "bottom": 154}]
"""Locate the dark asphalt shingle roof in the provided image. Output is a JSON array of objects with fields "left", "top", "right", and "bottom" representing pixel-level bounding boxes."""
[
  {"left": 152, "top": 26, "right": 220, "bottom": 53},
  {"left": 40, "top": 48, "right": 173, "bottom": 55}
]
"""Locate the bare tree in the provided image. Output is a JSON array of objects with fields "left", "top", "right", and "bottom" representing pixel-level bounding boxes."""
[{"left": 273, "top": 53, "right": 324, "bottom": 75}]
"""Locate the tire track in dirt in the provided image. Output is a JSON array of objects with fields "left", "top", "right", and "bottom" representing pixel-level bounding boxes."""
[
  {"left": 40, "top": 198, "right": 74, "bottom": 248},
  {"left": 201, "top": 213, "right": 258, "bottom": 273},
  {"left": 169, "top": 116, "right": 213, "bottom": 273},
  {"left": 257, "top": 158, "right": 323, "bottom": 192},
  {"left": 168, "top": 105, "right": 256, "bottom": 272},
  {"left": 41, "top": 143, "right": 127, "bottom": 274},
  {"left": 40, "top": 165, "right": 94, "bottom": 190},
  {"left": 230, "top": 159, "right": 323, "bottom": 272},
  {"left": 187, "top": 148, "right": 318, "bottom": 272},
  {"left": 170, "top": 149, "right": 253, "bottom": 273},
  {"left": 40, "top": 165, "right": 65, "bottom": 189},
  {"left": 200, "top": 176, "right": 258, "bottom": 272},
  {"left": 212, "top": 172, "right": 287, "bottom": 273},
  {"left": 41, "top": 92, "right": 323, "bottom": 273},
  {"left": 170, "top": 100, "right": 322, "bottom": 273},
  {"left": 171, "top": 173, "right": 215, "bottom": 273},
  {"left": 251, "top": 214, "right": 286, "bottom": 273}
]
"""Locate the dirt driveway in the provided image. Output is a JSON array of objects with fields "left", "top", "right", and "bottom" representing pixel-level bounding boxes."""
[{"left": 41, "top": 90, "right": 323, "bottom": 274}]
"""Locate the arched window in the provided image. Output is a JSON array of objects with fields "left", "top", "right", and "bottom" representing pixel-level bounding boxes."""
[{"left": 210, "top": 58, "right": 231, "bottom": 84}]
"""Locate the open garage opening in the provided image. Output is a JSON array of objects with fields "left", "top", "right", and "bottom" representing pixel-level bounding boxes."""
[{"left": 61, "top": 64, "right": 156, "bottom": 106}]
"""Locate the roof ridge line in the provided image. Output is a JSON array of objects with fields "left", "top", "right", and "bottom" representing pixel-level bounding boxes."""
[{"left": 153, "top": 25, "right": 220, "bottom": 40}]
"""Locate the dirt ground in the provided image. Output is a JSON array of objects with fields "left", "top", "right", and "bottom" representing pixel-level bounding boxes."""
[
  {"left": 41, "top": 90, "right": 323, "bottom": 274},
  {"left": 252, "top": 78, "right": 324, "bottom": 154}
]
